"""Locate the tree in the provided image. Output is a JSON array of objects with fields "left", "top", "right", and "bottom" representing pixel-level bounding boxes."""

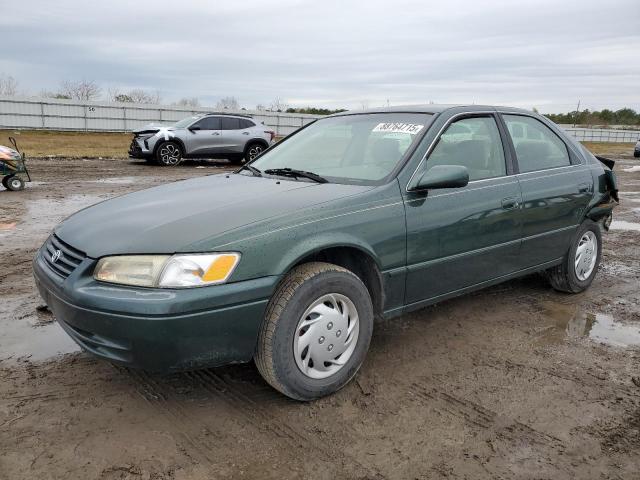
[
  {"left": 174, "top": 97, "right": 200, "bottom": 108},
  {"left": 59, "top": 79, "right": 101, "bottom": 101},
  {"left": 269, "top": 97, "right": 288, "bottom": 112},
  {"left": 216, "top": 96, "right": 239, "bottom": 110},
  {"left": 0, "top": 74, "right": 18, "bottom": 96},
  {"left": 255, "top": 104, "right": 267, "bottom": 111},
  {"left": 39, "top": 89, "right": 71, "bottom": 99},
  {"left": 108, "top": 87, "right": 160, "bottom": 104}
]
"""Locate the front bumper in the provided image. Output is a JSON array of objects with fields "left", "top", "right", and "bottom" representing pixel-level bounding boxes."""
[
  {"left": 128, "top": 137, "right": 153, "bottom": 159},
  {"left": 33, "top": 250, "right": 279, "bottom": 372}
]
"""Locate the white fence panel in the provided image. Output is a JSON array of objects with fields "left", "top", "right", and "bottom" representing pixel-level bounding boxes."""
[{"left": 0, "top": 96, "right": 321, "bottom": 137}]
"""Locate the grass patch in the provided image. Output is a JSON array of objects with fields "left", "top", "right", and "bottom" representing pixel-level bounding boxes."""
[
  {"left": 581, "top": 142, "right": 635, "bottom": 156},
  {"left": 0, "top": 130, "right": 131, "bottom": 158}
]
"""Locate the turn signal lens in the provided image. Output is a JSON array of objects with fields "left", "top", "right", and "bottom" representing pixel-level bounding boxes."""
[{"left": 158, "top": 253, "right": 240, "bottom": 288}]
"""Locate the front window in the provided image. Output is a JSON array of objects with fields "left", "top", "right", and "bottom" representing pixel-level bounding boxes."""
[
  {"left": 426, "top": 116, "right": 506, "bottom": 182},
  {"left": 173, "top": 115, "right": 202, "bottom": 128},
  {"left": 250, "top": 113, "right": 433, "bottom": 184}
]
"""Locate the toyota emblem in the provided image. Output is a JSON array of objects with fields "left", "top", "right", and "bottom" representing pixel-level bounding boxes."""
[{"left": 51, "top": 250, "right": 62, "bottom": 263}]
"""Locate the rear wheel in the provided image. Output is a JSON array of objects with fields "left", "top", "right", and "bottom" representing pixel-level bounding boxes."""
[
  {"left": 255, "top": 262, "right": 374, "bottom": 401},
  {"left": 546, "top": 220, "right": 602, "bottom": 293},
  {"left": 155, "top": 142, "right": 182, "bottom": 166},
  {"left": 244, "top": 142, "right": 265, "bottom": 163},
  {"left": 4, "top": 175, "right": 25, "bottom": 191}
]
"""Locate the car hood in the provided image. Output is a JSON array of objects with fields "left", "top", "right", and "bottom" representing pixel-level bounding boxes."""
[
  {"left": 132, "top": 123, "right": 174, "bottom": 135},
  {"left": 55, "top": 174, "right": 371, "bottom": 258}
]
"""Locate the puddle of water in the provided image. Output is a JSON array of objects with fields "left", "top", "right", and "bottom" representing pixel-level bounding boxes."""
[
  {"left": 539, "top": 301, "right": 640, "bottom": 348},
  {"left": 0, "top": 299, "right": 80, "bottom": 364},
  {"left": 609, "top": 220, "right": 640, "bottom": 232},
  {"left": 623, "top": 166, "right": 640, "bottom": 173}
]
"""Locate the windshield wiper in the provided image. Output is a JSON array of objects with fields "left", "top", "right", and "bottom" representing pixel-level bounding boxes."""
[
  {"left": 238, "top": 164, "right": 262, "bottom": 177},
  {"left": 263, "top": 168, "right": 328, "bottom": 184}
]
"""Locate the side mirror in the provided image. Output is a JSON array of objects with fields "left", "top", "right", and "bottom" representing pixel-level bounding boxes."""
[
  {"left": 189, "top": 126, "right": 201, "bottom": 132},
  {"left": 413, "top": 165, "right": 469, "bottom": 190}
]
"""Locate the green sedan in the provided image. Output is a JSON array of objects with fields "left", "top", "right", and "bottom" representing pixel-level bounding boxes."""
[{"left": 33, "top": 105, "right": 618, "bottom": 400}]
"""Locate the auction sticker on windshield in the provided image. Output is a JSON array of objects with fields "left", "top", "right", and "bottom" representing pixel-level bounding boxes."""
[{"left": 373, "top": 123, "right": 424, "bottom": 134}]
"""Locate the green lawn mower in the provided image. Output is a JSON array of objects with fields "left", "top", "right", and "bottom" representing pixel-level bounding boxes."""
[{"left": 1, "top": 137, "right": 31, "bottom": 191}]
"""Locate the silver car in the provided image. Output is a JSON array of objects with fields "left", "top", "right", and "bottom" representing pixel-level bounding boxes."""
[{"left": 129, "top": 113, "right": 276, "bottom": 166}]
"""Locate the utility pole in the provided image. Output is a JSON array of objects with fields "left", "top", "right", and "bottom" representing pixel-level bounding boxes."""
[{"left": 573, "top": 100, "right": 581, "bottom": 128}]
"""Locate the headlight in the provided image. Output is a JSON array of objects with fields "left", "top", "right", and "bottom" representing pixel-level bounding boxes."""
[{"left": 94, "top": 253, "right": 241, "bottom": 288}]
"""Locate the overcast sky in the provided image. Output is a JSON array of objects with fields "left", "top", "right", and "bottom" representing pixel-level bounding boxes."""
[{"left": 2, "top": 0, "right": 639, "bottom": 112}]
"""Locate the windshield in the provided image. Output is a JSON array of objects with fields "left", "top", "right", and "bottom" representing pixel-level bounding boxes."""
[
  {"left": 173, "top": 115, "right": 202, "bottom": 128},
  {"left": 250, "top": 113, "right": 433, "bottom": 184}
]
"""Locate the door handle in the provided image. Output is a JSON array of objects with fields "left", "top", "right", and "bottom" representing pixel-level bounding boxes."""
[
  {"left": 578, "top": 182, "right": 592, "bottom": 193},
  {"left": 501, "top": 197, "right": 519, "bottom": 210},
  {"left": 212, "top": 132, "right": 220, "bottom": 136},
  {"left": 242, "top": 131, "right": 249, "bottom": 135}
]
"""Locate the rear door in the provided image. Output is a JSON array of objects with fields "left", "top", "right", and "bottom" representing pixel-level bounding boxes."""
[
  {"left": 500, "top": 114, "right": 593, "bottom": 268},
  {"left": 403, "top": 113, "right": 523, "bottom": 305},
  {"left": 186, "top": 116, "right": 222, "bottom": 156}
]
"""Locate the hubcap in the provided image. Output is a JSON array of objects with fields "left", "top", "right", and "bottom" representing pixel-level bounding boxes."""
[
  {"left": 293, "top": 293, "right": 360, "bottom": 379},
  {"left": 159, "top": 144, "right": 181, "bottom": 165},
  {"left": 248, "top": 145, "right": 263, "bottom": 160},
  {"left": 575, "top": 231, "right": 597, "bottom": 281}
]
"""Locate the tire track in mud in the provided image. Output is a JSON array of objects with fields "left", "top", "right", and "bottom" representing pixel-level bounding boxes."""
[
  {"left": 409, "top": 383, "right": 566, "bottom": 451},
  {"left": 186, "top": 369, "right": 386, "bottom": 479},
  {"left": 121, "top": 366, "right": 385, "bottom": 479},
  {"left": 122, "top": 368, "right": 219, "bottom": 468}
]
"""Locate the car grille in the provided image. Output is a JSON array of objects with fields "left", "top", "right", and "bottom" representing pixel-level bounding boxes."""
[{"left": 41, "top": 234, "right": 86, "bottom": 278}]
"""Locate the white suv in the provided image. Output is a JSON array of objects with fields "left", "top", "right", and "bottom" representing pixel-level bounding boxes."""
[{"left": 129, "top": 113, "right": 276, "bottom": 166}]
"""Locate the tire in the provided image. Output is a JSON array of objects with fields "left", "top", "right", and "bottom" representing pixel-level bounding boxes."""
[
  {"left": 155, "top": 141, "right": 183, "bottom": 166},
  {"left": 5, "top": 175, "right": 25, "bottom": 191},
  {"left": 244, "top": 142, "right": 265, "bottom": 163},
  {"left": 546, "top": 220, "right": 602, "bottom": 293},
  {"left": 255, "top": 262, "right": 374, "bottom": 401}
]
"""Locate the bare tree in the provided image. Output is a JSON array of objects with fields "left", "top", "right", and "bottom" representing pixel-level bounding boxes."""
[
  {"left": 107, "top": 87, "right": 160, "bottom": 104},
  {"left": 39, "top": 89, "right": 71, "bottom": 99},
  {"left": 255, "top": 104, "right": 266, "bottom": 111},
  {"left": 174, "top": 97, "right": 200, "bottom": 108},
  {"left": 0, "top": 74, "right": 18, "bottom": 96},
  {"left": 59, "top": 79, "right": 102, "bottom": 101},
  {"left": 128, "top": 89, "right": 161, "bottom": 104},
  {"left": 216, "top": 96, "right": 240, "bottom": 110},
  {"left": 269, "top": 97, "right": 288, "bottom": 112}
]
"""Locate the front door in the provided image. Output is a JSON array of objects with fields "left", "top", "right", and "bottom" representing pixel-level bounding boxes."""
[
  {"left": 500, "top": 114, "right": 594, "bottom": 268},
  {"left": 186, "top": 116, "right": 222, "bottom": 156},
  {"left": 403, "top": 114, "right": 522, "bottom": 306}
]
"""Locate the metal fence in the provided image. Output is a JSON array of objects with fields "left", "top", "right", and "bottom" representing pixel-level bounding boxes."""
[
  {"left": 558, "top": 125, "right": 640, "bottom": 143},
  {"left": 0, "top": 96, "right": 320, "bottom": 137},
  {"left": 2, "top": 96, "right": 639, "bottom": 143}
]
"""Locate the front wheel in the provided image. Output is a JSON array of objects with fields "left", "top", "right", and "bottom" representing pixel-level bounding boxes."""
[
  {"left": 255, "top": 262, "right": 374, "bottom": 401},
  {"left": 4, "top": 175, "right": 25, "bottom": 191},
  {"left": 155, "top": 142, "right": 183, "bottom": 166},
  {"left": 546, "top": 220, "right": 602, "bottom": 293}
]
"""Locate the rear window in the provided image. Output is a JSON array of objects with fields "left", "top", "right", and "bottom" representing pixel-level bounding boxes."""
[
  {"left": 239, "top": 119, "right": 255, "bottom": 129},
  {"left": 220, "top": 117, "right": 241, "bottom": 130}
]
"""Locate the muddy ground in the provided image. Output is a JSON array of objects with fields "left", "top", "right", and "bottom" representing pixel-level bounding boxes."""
[{"left": 1, "top": 153, "right": 639, "bottom": 480}]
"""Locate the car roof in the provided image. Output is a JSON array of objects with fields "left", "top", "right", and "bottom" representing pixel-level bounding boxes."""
[
  {"left": 202, "top": 112, "right": 253, "bottom": 119},
  {"left": 329, "top": 104, "right": 536, "bottom": 117}
]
